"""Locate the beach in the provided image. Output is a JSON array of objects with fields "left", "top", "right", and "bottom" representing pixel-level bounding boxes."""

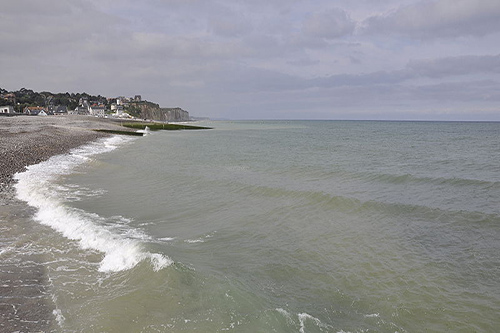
[{"left": 0, "top": 115, "right": 133, "bottom": 332}]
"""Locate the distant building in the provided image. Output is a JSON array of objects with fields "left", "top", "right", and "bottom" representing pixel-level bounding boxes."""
[
  {"left": 70, "top": 98, "right": 92, "bottom": 115},
  {"left": 117, "top": 97, "right": 129, "bottom": 107},
  {"left": 24, "top": 106, "right": 46, "bottom": 115},
  {"left": 89, "top": 104, "right": 105, "bottom": 117},
  {"left": 54, "top": 105, "right": 68, "bottom": 114},
  {"left": 113, "top": 105, "right": 125, "bottom": 117},
  {"left": 48, "top": 105, "right": 68, "bottom": 114},
  {"left": 0, "top": 106, "right": 15, "bottom": 114},
  {"left": 72, "top": 106, "right": 89, "bottom": 115},
  {"left": 134, "top": 95, "right": 142, "bottom": 102},
  {"left": 79, "top": 98, "right": 89, "bottom": 108}
]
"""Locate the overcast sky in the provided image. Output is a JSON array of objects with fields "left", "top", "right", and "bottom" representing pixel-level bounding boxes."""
[{"left": 1, "top": 0, "right": 500, "bottom": 120}]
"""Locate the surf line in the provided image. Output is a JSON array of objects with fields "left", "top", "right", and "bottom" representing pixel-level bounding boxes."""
[{"left": 13, "top": 136, "right": 172, "bottom": 272}]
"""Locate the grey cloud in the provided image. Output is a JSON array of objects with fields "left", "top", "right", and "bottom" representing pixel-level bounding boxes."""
[
  {"left": 302, "top": 8, "right": 356, "bottom": 39},
  {"left": 287, "top": 58, "right": 320, "bottom": 67},
  {"left": 408, "top": 54, "right": 500, "bottom": 78},
  {"left": 0, "top": 0, "right": 121, "bottom": 55},
  {"left": 210, "top": 17, "right": 253, "bottom": 38},
  {"left": 207, "top": 6, "right": 254, "bottom": 38},
  {"left": 364, "top": 0, "right": 500, "bottom": 39},
  {"left": 200, "top": 53, "right": 500, "bottom": 96},
  {"left": 310, "top": 70, "right": 412, "bottom": 88},
  {"left": 178, "top": 51, "right": 500, "bottom": 96},
  {"left": 411, "top": 79, "right": 500, "bottom": 103}
]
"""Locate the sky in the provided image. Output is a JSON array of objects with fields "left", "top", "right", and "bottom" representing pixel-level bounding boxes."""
[{"left": 1, "top": 0, "right": 500, "bottom": 120}]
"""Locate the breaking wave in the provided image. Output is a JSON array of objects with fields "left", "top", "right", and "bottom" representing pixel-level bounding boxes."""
[{"left": 13, "top": 136, "right": 172, "bottom": 272}]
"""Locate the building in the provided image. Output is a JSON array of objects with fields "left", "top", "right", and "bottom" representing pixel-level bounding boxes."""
[
  {"left": 0, "top": 106, "right": 15, "bottom": 114},
  {"left": 116, "top": 96, "right": 129, "bottom": 107},
  {"left": 24, "top": 106, "right": 47, "bottom": 115},
  {"left": 71, "top": 106, "right": 89, "bottom": 115},
  {"left": 70, "top": 98, "right": 91, "bottom": 115},
  {"left": 79, "top": 98, "right": 89, "bottom": 108},
  {"left": 48, "top": 105, "right": 68, "bottom": 114},
  {"left": 53, "top": 105, "right": 68, "bottom": 114},
  {"left": 112, "top": 104, "right": 124, "bottom": 114},
  {"left": 89, "top": 104, "right": 105, "bottom": 117}
]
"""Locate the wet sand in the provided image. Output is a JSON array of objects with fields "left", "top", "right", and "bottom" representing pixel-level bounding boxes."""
[{"left": 0, "top": 115, "right": 135, "bottom": 332}]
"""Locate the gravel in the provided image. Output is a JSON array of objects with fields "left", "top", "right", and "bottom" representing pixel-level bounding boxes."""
[{"left": 0, "top": 115, "right": 135, "bottom": 195}]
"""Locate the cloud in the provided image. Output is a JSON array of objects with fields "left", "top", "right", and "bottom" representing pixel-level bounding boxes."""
[
  {"left": 194, "top": 53, "right": 500, "bottom": 98},
  {"left": 0, "top": 0, "right": 122, "bottom": 55},
  {"left": 364, "top": 0, "right": 500, "bottom": 39},
  {"left": 302, "top": 8, "right": 356, "bottom": 39},
  {"left": 408, "top": 54, "right": 500, "bottom": 78},
  {"left": 209, "top": 11, "right": 253, "bottom": 38}
]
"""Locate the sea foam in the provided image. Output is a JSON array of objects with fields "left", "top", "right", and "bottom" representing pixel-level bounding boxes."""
[{"left": 14, "top": 136, "right": 172, "bottom": 272}]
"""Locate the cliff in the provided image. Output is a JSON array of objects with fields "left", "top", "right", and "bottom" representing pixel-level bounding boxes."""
[{"left": 128, "top": 102, "right": 190, "bottom": 122}]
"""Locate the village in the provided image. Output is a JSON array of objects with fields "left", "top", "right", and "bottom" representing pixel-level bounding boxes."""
[
  {"left": 0, "top": 94, "right": 141, "bottom": 119},
  {"left": 0, "top": 89, "right": 190, "bottom": 122}
]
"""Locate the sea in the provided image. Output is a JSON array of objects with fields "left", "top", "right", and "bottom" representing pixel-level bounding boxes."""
[{"left": 5, "top": 120, "right": 500, "bottom": 332}]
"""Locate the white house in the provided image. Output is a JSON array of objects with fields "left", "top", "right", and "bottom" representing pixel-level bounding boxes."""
[
  {"left": 70, "top": 106, "right": 89, "bottom": 115},
  {"left": 114, "top": 105, "right": 124, "bottom": 116},
  {"left": 24, "top": 106, "right": 46, "bottom": 115},
  {"left": 89, "top": 105, "right": 105, "bottom": 117},
  {"left": 0, "top": 106, "right": 15, "bottom": 114}
]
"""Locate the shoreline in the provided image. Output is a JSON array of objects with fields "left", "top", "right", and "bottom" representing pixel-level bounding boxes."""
[
  {"left": 0, "top": 115, "right": 135, "bottom": 331},
  {"left": 0, "top": 115, "right": 139, "bottom": 195}
]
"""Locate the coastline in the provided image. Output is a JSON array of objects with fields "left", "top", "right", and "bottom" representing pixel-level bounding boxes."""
[
  {"left": 0, "top": 115, "right": 134, "bottom": 331},
  {"left": 0, "top": 115, "right": 139, "bottom": 195}
]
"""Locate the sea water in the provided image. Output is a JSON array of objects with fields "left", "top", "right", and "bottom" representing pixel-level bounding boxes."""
[{"left": 11, "top": 120, "right": 500, "bottom": 332}]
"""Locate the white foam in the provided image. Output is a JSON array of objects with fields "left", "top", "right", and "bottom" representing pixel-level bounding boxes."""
[
  {"left": 53, "top": 308, "right": 65, "bottom": 326},
  {"left": 298, "top": 312, "right": 329, "bottom": 333},
  {"left": 185, "top": 239, "right": 204, "bottom": 244},
  {"left": 158, "top": 237, "right": 176, "bottom": 242},
  {"left": 14, "top": 136, "right": 173, "bottom": 272},
  {"left": 275, "top": 308, "right": 294, "bottom": 325}
]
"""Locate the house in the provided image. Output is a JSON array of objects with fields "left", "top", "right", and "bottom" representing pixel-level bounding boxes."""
[
  {"left": 24, "top": 106, "right": 47, "bottom": 115},
  {"left": 116, "top": 96, "right": 129, "bottom": 107},
  {"left": 112, "top": 104, "right": 124, "bottom": 116},
  {"left": 53, "top": 105, "right": 68, "bottom": 114},
  {"left": 79, "top": 97, "right": 90, "bottom": 108},
  {"left": 72, "top": 106, "right": 89, "bottom": 115},
  {"left": 89, "top": 104, "right": 105, "bottom": 117},
  {"left": 0, "top": 106, "right": 15, "bottom": 114},
  {"left": 48, "top": 105, "right": 68, "bottom": 114}
]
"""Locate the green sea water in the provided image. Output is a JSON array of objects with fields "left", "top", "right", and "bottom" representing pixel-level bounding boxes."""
[{"left": 11, "top": 120, "right": 500, "bottom": 332}]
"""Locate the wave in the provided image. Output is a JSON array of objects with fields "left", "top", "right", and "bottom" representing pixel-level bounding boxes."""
[
  {"left": 274, "top": 308, "right": 333, "bottom": 333},
  {"left": 294, "top": 166, "right": 500, "bottom": 189},
  {"left": 13, "top": 136, "right": 172, "bottom": 272},
  {"left": 238, "top": 183, "right": 500, "bottom": 225},
  {"left": 361, "top": 172, "right": 500, "bottom": 188}
]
